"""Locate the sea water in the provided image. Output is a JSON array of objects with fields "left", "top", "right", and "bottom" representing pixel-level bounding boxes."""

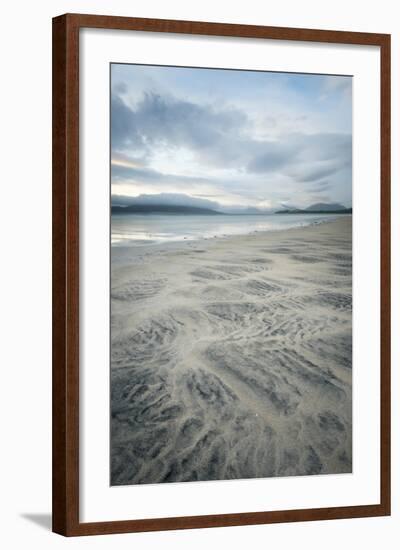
[{"left": 111, "top": 213, "right": 349, "bottom": 246}]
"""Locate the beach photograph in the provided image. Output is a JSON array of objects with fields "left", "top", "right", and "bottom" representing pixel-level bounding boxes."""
[{"left": 110, "top": 64, "right": 352, "bottom": 486}]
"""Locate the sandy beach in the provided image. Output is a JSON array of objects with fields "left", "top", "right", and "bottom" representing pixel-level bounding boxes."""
[{"left": 110, "top": 217, "right": 352, "bottom": 485}]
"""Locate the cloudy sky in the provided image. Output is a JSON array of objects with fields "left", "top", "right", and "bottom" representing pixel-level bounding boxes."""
[{"left": 111, "top": 63, "right": 352, "bottom": 211}]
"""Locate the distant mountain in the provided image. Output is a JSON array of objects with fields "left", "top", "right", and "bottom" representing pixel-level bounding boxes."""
[
  {"left": 111, "top": 193, "right": 351, "bottom": 216},
  {"left": 305, "top": 202, "right": 347, "bottom": 212},
  {"left": 111, "top": 192, "right": 221, "bottom": 211},
  {"left": 221, "top": 206, "right": 275, "bottom": 215},
  {"left": 111, "top": 193, "right": 277, "bottom": 215},
  {"left": 279, "top": 204, "right": 299, "bottom": 212},
  {"left": 276, "top": 202, "right": 352, "bottom": 215},
  {"left": 111, "top": 204, "right": 222, "bottom": 215}
]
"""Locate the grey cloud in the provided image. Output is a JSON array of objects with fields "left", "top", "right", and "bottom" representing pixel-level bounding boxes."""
[
  {"left": 308, "top": 180, "right": 331, "bottom": 191},
  {"left": 114, "top": 81, "right": 128, "bottom": 95},
  {"left": 111, "top": 87, "right": 351, "bottom": 208},
  {"left": 291, "top": 164, "right": 341, "bottom": 183},
  {"left": 112, "top": 163, "right": 212, "bottom": 187},
  {"left": 112, "top": 91, "right": 248, "bottom": 154},
  {"left": 247, "top": 142, "right": 298, "bottom": 173},
  {"left": 247, "top": 133, "right": 351, "bottom": 183},
  {"left": 296, "top": 133, "right": 352, "bottom": 164},
  {"left": 111, "top": 95, "right": 142, "bottom": 149},
  {"left": 308, "top": 194, "right": 331, "bottom": 203},
  {"left": 112, "top": 89, "right": 351, "bottom": 183}
]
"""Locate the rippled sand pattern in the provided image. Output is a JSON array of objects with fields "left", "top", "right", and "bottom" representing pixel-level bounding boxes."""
[{"left": 111, "top": 218, "right": 352, "bottom": 485}]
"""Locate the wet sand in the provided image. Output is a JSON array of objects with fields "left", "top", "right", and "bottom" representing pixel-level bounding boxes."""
[{"left": 110, "top": 217, "right": 352, "bottom": 485}]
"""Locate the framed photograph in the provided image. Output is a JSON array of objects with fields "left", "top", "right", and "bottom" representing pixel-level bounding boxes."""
[{"left": 52, "top": 13, "right": 391, "bottom": 536}]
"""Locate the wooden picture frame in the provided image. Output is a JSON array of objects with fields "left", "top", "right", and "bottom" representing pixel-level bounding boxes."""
[{"left": 52, "top": 13, "right": 391, "bottom": 536}]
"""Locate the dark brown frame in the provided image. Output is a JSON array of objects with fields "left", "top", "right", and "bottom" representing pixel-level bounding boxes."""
[{"left": 52, "top": 13, "right": 391, "bottom": 536}]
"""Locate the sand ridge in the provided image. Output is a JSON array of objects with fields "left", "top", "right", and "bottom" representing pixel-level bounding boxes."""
[{"left": 110, "top": 217, "right": 352, "bottom": 485}]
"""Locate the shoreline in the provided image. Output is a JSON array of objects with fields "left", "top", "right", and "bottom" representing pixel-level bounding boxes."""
[
  {"left": 111, "top": 216, "right": 351, "bottom": 266},
  {"left": 111, "top": 213, "right": 351, "bottom": 250}
]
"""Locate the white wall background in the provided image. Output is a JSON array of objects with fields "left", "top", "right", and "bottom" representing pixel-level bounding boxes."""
[{"left": 0, "top": 0, "right": 398, "bottom": 548}]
